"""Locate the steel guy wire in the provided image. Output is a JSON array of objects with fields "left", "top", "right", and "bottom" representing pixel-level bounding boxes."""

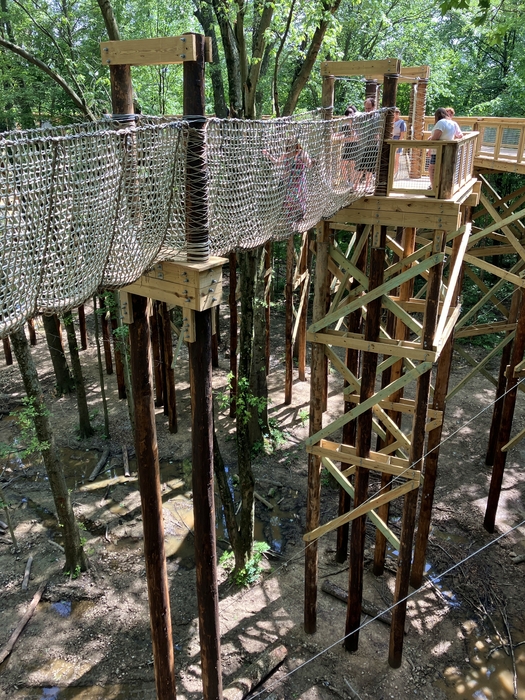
[{"left": 248, "top": 517, "right": 525, "bottom": 699}]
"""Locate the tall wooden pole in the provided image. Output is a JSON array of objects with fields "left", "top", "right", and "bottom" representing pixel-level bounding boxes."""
[
  {"left": 229, "top": 252, "right": 238, "bottom": 417},
  {"left": 284, "top": 234, "right": 294, "bottom": 405},
  {"left": 336, "top": 230, "right": 366, "bottom": 563},
  {"left": 410, "top": 227, "right": 467, "bottom": 588},
  {"left": 109, "top": 59, "right": 177, "bottom": 700},
  {"left": 184, "top": 33, "right": 223, "bottom": 700},
  {"left": 304, "top": 75, "right": 334, "bottom": 634},
  {"left": 265, "top": 242, "right": 272, "bottom": 375},
  {"left": 485, "top": 288, "right": 521, "bottom": 465},
  {"left": 345, "top": 72, "right": 398, "bottom": 652},
  {"left": 409, "top": 79, "right": 428, "bottom": 179},
  {"left": 484, "top": 288, "right": 525, "bottom": 533},
  {"left": 297, "top": 231, "right": 310, "bottom": 382},
  {"left": 27, "top": 318, "right": 37, "bottom": 346},
  {"left": 388, "top": 228, "right": 446, "bottom": 669},
  {"left": 129, "top": 295, "right": 177, "bottom": 698},
  {"left": 373, "top": 226, "right": 416, "bottom": 576},
  {"left": 77, "top": 305, "right": 87, "bottom": 350},
  {"left": 3, "top": 337, "right": 13, "bottom": 365}
]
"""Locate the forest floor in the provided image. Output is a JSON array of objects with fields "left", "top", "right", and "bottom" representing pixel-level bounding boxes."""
[{"left": 0, "top": 300, "right": 524, "bottom": 700}]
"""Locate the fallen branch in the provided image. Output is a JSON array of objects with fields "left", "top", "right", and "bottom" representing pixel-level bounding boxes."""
[
  {"left": 88, "top": 447, "right": 110, "bottom": 482},
  {"left": 21, "top": 556, "right": 33, "bottom": 591},
  {"left": 0, "top": 581, "right": 46, "bottom": 663},
  {"left": 122, "top": 444, "right": 130, "bottom": 477},
  {"left": 254, "top": 491, "right": 273, "bottom": 510},
  {"left": 47, "top": 539, "right": 65, "bottom": 553},
  {"left": 223, "top": 643, "right": 287, "bottom": 699}
]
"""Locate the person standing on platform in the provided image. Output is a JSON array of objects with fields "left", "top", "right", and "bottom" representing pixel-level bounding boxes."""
[
  {"left": 427, "top": 107, "right": 461, "bottom": 192},
  {"left": 445, "top": 107, "right": 463, "bottom": 139},
  {"left": 393, "top": 107, "right": 406, "bottom": 177}
]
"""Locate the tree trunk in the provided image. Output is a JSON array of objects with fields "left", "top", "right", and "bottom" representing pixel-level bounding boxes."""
[
  {"left": 42, "top": 313, "right": 75, "bottom": 396},
  {"left": 249, "top": 247, "right": 269, "bottom": 446},
  {"left": 213, "top": 429, "right": 242, "bottom": 566},
  {"left": 10, "top": 328, "right": 87, "bottom": 575},
  {"left": 93, "top": 297, "right": 110, "bottom": 439},
  {"left": 193, "top": 0, "right": 228, "bottom": 118},
  {"left": 63, "top": 314, "right": 94, "bottom": 438}
]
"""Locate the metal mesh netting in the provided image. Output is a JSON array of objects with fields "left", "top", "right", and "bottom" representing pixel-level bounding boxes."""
[
  {"left": 0, "top": 109, "right": 388, "bottom": 338},
  {"left": 206, "top": 110, "right": 387, "bottom": 254}
]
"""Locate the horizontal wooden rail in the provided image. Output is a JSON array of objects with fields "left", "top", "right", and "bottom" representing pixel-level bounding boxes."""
[
  {"left": 386, "top": 132, "right": 478, "bottom": 199},
  {"left": 416, "top": 116, "right": 525, "bottom": 171}
]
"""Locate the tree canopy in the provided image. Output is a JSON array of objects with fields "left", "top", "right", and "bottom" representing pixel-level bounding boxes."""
[{"left": 0, "top": 0, "right": 523, "bottom": 128}]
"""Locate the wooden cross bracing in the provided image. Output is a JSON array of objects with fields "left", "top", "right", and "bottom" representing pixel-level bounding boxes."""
[{"left": 305, "top": 188, "right": 473, "bottom": 664}]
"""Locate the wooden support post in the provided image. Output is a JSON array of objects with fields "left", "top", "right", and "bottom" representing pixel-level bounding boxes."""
[
  {"left": 108, "top": 53, "right": 176, "bottom": 700},
  {"left": 285, "top": 235, "right": 294, "bottom": 405},
  {"left": 229, "top": 252, "right": 238, "bottom": 418},
  {"left": 304, "top": 222, "right": 331, "bottom": 634},
  {"left": 345, "top": 224, "right": 387, "bottom": 652},
  {"left": 211, "top": 306, "right": 219, "bottom": 369},
  {"left": 184, "top": 33, "right": 223, "bottom": 700},
  {"left": 365, "top": 79, "right": 379, "bottom": 105},
  {"left": 373, "top": 226, "right": 416, "bottom": 576},
  {"left": 374, "top": 73, "right": 398, "bottom": 197},
  {"left": 304, "top": 75, "right": 334, "bottom": 632},
  {"left": 438, "top": 142, "right": 459, "bottom": 200},
  {"left": 129, "top": 294, "right": 177, "bottom": 699},
  {"left": 336, "top": 227, "right": 367, "bottom": 564},
  {"left": 297, "top": 231, "right": 310, "bottom": 382},
  {"left": 410, "top": 226, "right": 467, "bottom": 588},
  {"left": 409, "top": 79, "right": 428, "bottom": 179},
  {"left": 485, "top": 288, "right": 521, "bottom": 465},
  {"left": 77, "top": 305, "right": 87, "bottom": 350},
  {"left": 3, "top": 338, "right": 13, "bottom": 365},
  {"left": 484, "top": 288, "right": 525, "bottom": 533},
  {"left": 160, "top": 302, "right": 177, "bottom": 433},
  {"left": 100, "top": 298, "right": 113, "bottom": 375},
  {"left": 265, "top": 242, "right": 272, "bottom": 375},
  {"left": 54, "top": 314, "right": 65, "bottom": 355},
  {"left": 346, "top": 76, "right": 397, "bottom": 651},
  {"left": 388, "top": 229, "right": 446, "bottom": 669},
  {"left": 111, "top": 315, "right": 127, "bottom": 400},
  {"left": 150, "top": 302, "right": 164, "bottom": 407},
  {"left": 321, "top": 76, "right": 334, "bottom": 414},
  {"left": 27, "top": 318, "right": 37, "bottom": 346}
]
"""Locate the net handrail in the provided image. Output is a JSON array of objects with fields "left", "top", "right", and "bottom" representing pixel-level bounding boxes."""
[{"left": 0, "top": 109, "right": 389, "bottom": 338}]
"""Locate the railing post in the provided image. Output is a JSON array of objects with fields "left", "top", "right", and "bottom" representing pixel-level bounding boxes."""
[
  {"left": 438, "top": 141, "right": 459, "bottom": 199},
  {"left": 183, "top": 33, "right": 223, "bottom": 700}
]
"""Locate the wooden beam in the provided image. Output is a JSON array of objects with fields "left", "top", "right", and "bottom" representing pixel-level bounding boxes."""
[
  {"left": 463, "top": 254, "right": 525, "bottom": 288},
  {"left": 321, "top": 457, "right": 400, "bottom": 549},
  {"left": 308, "top": 329, "right": 437, "bottom": 362},
  {"left": 433, "top": 223, "right": 470, "bottom": 343},
  {"left": 332, "top": 196, "right": 463, "bottom": 232},
  {"left": 309, "top": 253, "right": 444, "bottom": 333},
  {"left": 101, "top": 35, "right": 199, "bottom": 66},
  {"left": 320, "top": 58, "right": 401, "bottom": 77},
  {"left": 306, "top": 361, "right": 433, "bottom": 447},
  {"left": 303, "top": 479, "right": 418, "bottom": 542}
]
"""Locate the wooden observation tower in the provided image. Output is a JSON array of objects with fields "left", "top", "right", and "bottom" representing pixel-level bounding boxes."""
[{"left": 304, "top": 59, "right": 525, "bottom": 668}]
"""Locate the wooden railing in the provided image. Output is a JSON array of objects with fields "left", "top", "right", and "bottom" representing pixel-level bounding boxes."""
[
  {"left": 421, "top": 116, "right": 525, "bottom": 169},
  {"left": 386, "top": 132, "right": 478, "bottom": 199}
]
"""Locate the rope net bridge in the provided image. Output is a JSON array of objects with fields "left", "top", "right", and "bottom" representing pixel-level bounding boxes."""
[{"left": 0, "top": 109, "right": 387, "bottom": 338}]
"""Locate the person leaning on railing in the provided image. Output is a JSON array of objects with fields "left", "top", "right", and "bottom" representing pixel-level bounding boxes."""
[{"left": 427, "top": 107, "right": 464, "bottom": 192}]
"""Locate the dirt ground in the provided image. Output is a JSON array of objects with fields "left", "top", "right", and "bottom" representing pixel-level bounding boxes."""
[{"left": 0, "top": 300, "right": 524, "bottom": 700}]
